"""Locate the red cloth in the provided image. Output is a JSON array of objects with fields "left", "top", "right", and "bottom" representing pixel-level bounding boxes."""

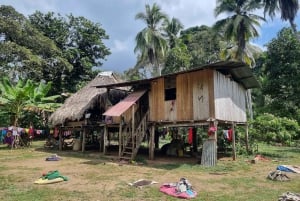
[
  {"left": 29, "top": 126, "right": 34, "bottom": 138},
  {"left": 160, "top": 185, "right": 197, "bottom": 199},
  {"left": 228, "top": 129, "right": 233, "bottom": 142},
  {"left": 188, "top": 128, "right": 193, "bottom": 144},
  {"left": 208, "top": 126, "right": 217, "bottom": 136}
]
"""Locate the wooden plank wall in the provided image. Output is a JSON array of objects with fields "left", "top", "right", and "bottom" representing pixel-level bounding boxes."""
[
  {"left": 149, "top": 78, "right": 165, "bottom": 121},
  {"left": 191, "top": 70, "right": 211, "bottom": 120},
  {"left": 149, "top": 70, "right": 214, "bottom": 122},
  {"left": 213, "top": 71, "right": 247, "bottom": 122},
  {"left": 164, "top": 100, "right": 177, "bottom": 121},
  {"left": 176, "top": 73, "right": 193, "bottom": 120}
]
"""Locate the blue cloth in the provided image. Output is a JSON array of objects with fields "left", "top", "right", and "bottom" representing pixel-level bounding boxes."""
[{"left": 277, "top": 165, "right": 295, "bottom": 173}]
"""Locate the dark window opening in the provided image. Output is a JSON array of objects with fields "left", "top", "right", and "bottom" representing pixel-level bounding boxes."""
[
  {"left": 165, "top": 88, "right": 176, "bottom": 100},
  {"left": 164, "top": 76, "right": 176, "bottom": 101}
]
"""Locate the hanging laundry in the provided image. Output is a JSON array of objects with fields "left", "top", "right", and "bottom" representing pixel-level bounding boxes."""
[{"left": 188, "top": 128, "right": 193, "bottom": 144}]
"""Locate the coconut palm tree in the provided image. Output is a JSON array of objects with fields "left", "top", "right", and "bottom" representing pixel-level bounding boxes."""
[
  {"left": 134, "top": 3, "right": 168, "bottom": 77},
  {"left": 213, "top": 0, "right": 265, "bottom": 121},
  {"left": 162, "top": 17, "right": 184, "bottom": 49},
  {"left": 213, "top": 0, "right": 265, "bottom": 62},
  {"left": 262, "top": 0, "right": 299, "bottom": 33}
]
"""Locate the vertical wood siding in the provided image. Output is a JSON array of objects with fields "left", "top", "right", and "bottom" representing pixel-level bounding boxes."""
[
  {"left": 176, "top": 73, "right": 193, "bottom": 120},
  {"left": 164, "top": 100, "right": 177, "bottom": 121},
  {"left": 214, "top": 71, "right": 247, "bottom": 122},
  {"left": 191, "top": 70, "right": 211, "bottom": 120},
  {"left": 149, "top": 78, "right": 165, "bottom": 121}
]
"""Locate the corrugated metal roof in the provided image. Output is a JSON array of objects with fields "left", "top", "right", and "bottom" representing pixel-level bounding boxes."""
[
  {"left": 94, "top": 61, "right": 260, "bottom": 90},
  {"left": 103, "top": 90, "right": 146, "bottom": 116}
]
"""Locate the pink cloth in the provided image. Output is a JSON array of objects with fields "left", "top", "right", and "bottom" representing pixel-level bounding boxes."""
[{"left": 159, "top": 185, "right": 197, "bottom": 199}]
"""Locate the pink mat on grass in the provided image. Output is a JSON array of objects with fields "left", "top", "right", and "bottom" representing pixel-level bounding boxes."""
[{"left": 159, "top": 185, "right": 197, "bottom": 199}]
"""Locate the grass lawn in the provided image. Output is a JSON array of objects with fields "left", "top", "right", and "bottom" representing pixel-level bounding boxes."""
[{"left": 0, "top": 141, "right": 299, "bottom": 201}]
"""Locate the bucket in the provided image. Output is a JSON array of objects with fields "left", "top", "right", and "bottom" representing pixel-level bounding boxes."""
[
  {"left": 178, "top": 149, "right": 183, "bottom": 157},
  {"left": 73, "top": 139, "right": 81, "bottom": 151}
]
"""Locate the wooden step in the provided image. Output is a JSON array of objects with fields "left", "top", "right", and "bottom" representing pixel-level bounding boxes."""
[
  {"left": 120, "top": 156, "right": 131, "bottom": 160},
  {"left": 123, "top": 151, "right": 132, "bottom": 155}
]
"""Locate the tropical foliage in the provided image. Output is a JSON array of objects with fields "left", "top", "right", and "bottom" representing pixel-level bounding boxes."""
[
  {"left": 0, "top": 5, "right": 110, "bottom": 96},
  {"left": 0, "top": 77, "right": 61, "bottom": 126},
  {"left": 259, "top": 28, "right": 300, "bottom": 121},
  {"left": 262, "top": 0, "right": 299, "bottom": 33},
  {"left": 180, "top": 25, "right": 223, "bottom": 67},
  {"left": 134, "top": 3, "right": 168, "bottom": 77},
  {"left": 250, "top": 113, "right": 300, "bottom": 145},
  {"left": 29, "top": 11, "right": 110, "bottom": 93},
  {"left": 213, "top": 0, "right": 265, "bottom": 64}
]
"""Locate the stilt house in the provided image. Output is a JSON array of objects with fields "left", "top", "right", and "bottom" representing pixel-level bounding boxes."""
[
  {"left": 49, "top": 72, "right": 126, "bottom": 151},
  {"left": 96, "top": 61, "right": 260, "bottom": 165}
]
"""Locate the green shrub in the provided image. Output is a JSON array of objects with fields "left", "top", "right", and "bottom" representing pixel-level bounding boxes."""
[{"left": 249, "top": 113, "right": 300, "bottom": 145}]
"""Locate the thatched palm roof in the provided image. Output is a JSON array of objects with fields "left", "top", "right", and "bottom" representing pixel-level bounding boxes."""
[{"left": 49, "top": 72, "right": 121, "bottom": 126}]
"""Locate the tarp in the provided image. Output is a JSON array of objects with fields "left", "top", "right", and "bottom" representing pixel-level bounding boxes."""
[{"left": 103, "top": 90, "right": 146, "bottom": 117}]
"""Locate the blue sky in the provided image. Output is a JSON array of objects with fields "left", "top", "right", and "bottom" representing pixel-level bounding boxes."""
[{"left": 1, "top": 0, "right": 299, "bottom": 73}]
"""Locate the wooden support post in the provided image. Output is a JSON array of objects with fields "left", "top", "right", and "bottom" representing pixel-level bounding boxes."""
[
  {"left": 192, "top": 127, "right": 197, "bottom": 152},
  {"left": 118, "top": 123, "right": 122, "bottom": 158},
  {"left": 132, "top": 104, "right": 135, "bottom": 148},
  {"left": 245, "top": 123, "right": 249, "bottom": 153},
  {"left": 232, "top": 123, "right": 236, "bottom": 161},
  {"left": 214, "top": 121, "right": 218, "bottom": 164},
  {"left": 59, "top": 127, "right": 62, "bottom": 151},
  {"left": 149, "top": 124, "right": 155, "bottom": 160},
  {"left": 82, "top": 127, "right": 86, "bottom": 152},
  {"left": 103, "top": 125, "right": 108, "bottom": 155}
]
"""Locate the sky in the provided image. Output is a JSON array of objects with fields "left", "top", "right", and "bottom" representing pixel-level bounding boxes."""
[{"left": 1, "top": 0, "right": 299, "bottom": 73}]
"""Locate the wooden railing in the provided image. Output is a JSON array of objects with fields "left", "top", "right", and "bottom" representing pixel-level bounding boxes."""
[{"left": 120, "top": 109, "right": 149, "bottom": 160}]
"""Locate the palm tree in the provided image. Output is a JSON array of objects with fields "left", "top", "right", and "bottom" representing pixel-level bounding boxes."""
[
  {"left": 213, "top": 0, "right": 265, "bottom": 62},
  {"left": 163, "top": 17, "right": 184, "bottom": 49},
  {"left": 262, "top": 0, "right": 299, "bottom": 33},
  {"left": 0, "top": 77, "right": 61, "bottom": 126},
  {"left": 213, "top": 0, "right": 265, "bottom": 121},
  {"left": 134, "top": 3, "right": 168, "bottom": 77}
]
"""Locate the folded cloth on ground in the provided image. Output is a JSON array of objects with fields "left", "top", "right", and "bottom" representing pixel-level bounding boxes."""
[
  {"left": 160, "top": 185, "right": 197, "bottom": 199},
  {"left": 42, "top": 170, "right": 68, "bottom": 181},
  {"left": 277, "top": 165, "right": 300, "bottom": 174},
  {"left": 160, "top": 178, "right": 197, "bottom": 199},
  {"left": 45, "top": 154, "right": 61, "bottom": 161}
]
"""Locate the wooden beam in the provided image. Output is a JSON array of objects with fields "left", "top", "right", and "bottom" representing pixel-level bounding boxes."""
[
  {"left": 132, "top": 104, "right": 135, "bottom": 149},
  {"left": 81, "top": 128, "right": 86, "bottom": 152},
  {"left": 232, "top": 122, "right": 236, "bottom": 161},
  {"left": 118, "top": 122, "right": 122, "bottom": 158},
  {"left": 149, "top": 124, "right": 155, "bottom": 160},
  {"left": 59, "top": 128, "right": 62, "bottom": 151},
  {"left": 104, "top": 125, "right": 108, "bottom": 155},
  {"left": 245, "top": 123, "right": 249, "bottom": 153}
]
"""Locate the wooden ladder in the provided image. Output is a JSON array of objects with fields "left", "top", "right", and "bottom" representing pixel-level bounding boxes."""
[{"left": 119, "top": 110, "right": 149, "bottom": 161}]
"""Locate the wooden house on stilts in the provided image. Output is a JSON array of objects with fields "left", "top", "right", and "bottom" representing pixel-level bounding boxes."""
[
  {"left": 49, "top": 72, "right": 126, "bottom": 151},
  {"left": 96, "top": 61, "right": 260, "bottom": 166}
]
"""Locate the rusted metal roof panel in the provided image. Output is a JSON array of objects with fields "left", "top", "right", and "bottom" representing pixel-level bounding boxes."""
[{"left": 103, "top": 90, "right": 146, "bottom": 116}]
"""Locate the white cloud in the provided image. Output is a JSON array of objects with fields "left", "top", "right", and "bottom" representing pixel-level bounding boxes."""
[
  {"left": 111, "top": 39, "right": 129, "bottom": 52},
  {"left": 2, "top": 0, "right": 299, "bottom": 72},
  {"left": 159, "top": 0, "right": 217, "bottom": 27}
]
